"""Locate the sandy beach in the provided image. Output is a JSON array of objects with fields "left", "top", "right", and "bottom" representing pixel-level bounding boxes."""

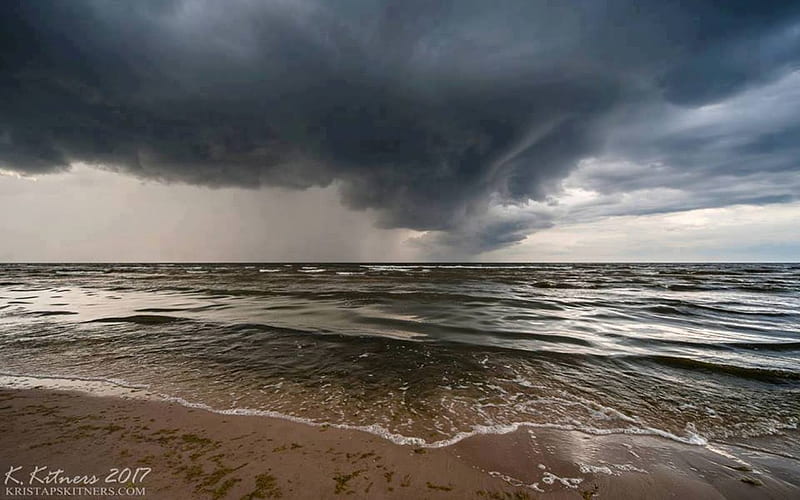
[{"left": 1, "top": 387, "right": 797, "bottom": 500}]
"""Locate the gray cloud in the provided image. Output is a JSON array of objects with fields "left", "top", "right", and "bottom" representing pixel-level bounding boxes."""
[
  {"left": 563, "top": 69, "right": 800, "bottom": 222},
  {"left": 1, "top": 0, "right": 799, "bottom": 254}
]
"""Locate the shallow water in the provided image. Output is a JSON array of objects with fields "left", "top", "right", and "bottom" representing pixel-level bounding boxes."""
[{"left": 1, "top": 263, "right": 798, "bottom": 449}]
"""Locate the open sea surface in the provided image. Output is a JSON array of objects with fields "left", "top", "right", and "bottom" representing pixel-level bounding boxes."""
[{"left": 1, "top": 263, "right": 798, "bottom": 451}]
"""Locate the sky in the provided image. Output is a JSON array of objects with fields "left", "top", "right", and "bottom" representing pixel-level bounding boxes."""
[{"left": 1, "top": 0, "right": 799, "bottom": 262}]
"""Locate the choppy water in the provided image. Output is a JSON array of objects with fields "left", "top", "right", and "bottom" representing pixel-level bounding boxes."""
[{"left": 1, "top": 263, "right": 798, "bottom": 448}]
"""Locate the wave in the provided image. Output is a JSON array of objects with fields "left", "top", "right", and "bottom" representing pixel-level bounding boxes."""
[
  {"left": 133, "top": 307, "right": 187, "bottom": 313},
  {"left": 0, "top": 373, "right": 711, "bottom": 448},
  {"left": 26, "top": 310, "right": 79, "bottom": 316},
  {"left": 644, "top": 355, "right": 800, "bottom": 381},
  {"left": 643, "top": 302, "right": 793, "bottom": 318},
  {"left": 727, "top": 341, "right": 800, "bottom": 352},
  {"left": 86, "top": 314, "right": 188, "bottom": 325}
]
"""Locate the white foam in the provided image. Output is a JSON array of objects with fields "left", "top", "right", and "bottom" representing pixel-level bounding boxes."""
[
  {"left": 578, "top": 462, "right": 647, "bottom": 475},
  {"left": 488, "top": 471, "right": 524, "bottom": 486},
  {"left": 523, "top": 422, "right": 708, "bottom": 446},
  {"left": 614, "top": 463, "right": 648, "bottom": 474},
  {"left": 487, "top": 471, "right": 551, "bottom": 493},
  {"left": 361, "top": 265, "right": 535, "bottom": 271},
  {"left": 362, "top": 265, "right": 417, "bottom": 272},
  {"left": 541, "top": 471, "right": 583, "bottom": 488},
  {"left": 578, "top": 463, "right": 615, "bottom": 475}
]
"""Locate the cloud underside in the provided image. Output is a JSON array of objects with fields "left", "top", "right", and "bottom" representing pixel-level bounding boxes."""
[{"left": 1, "top": 0, "right": 799, "bottom": 254}]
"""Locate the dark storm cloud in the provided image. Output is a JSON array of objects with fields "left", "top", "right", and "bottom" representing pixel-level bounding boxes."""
[
  {"left": 1, "top": 0, "right": 799, "bottom": 252},
  {"left": 411, "top": 208, "right": 556, "bottom": 259}
]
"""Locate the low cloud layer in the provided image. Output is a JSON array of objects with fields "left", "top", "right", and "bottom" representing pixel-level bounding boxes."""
[{"left": 1, "top": 1, "right": 799, "bottom": 254}]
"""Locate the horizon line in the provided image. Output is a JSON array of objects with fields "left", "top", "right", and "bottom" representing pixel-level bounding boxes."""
[{"left": 1, "top": 261, "right": 797, "bottom": 265}]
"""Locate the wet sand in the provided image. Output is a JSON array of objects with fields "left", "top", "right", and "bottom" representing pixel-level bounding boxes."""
[{"left": 1, "top": 387, "right": 798, "bottom": 499}]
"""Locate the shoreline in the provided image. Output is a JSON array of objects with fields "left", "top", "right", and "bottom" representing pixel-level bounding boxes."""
[
  {"left": 0, "top": 373, "right": 716, "bottom": 448},
  {"left": 2, "top": 387, "right": 798, "bottom": 499}
]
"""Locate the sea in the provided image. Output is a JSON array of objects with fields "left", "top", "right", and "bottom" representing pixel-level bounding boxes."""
[{"left": 1, "top": 263, "right": 798, "bottom": 453}]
